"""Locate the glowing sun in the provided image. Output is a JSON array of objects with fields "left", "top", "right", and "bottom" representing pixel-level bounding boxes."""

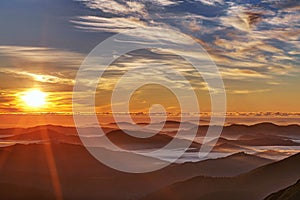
[{"left": 21, "top": 89, "right": 47, "bottom": 108}]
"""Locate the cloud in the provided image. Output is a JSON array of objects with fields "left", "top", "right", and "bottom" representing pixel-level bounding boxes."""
[
  {"left": 228, "top": 89, "right": 271, "bottom": 94},
  {"left": 0, "top": 45, "right": 84, "bottom": 80},
  {"left": 221, "top": 68, "right": 269, "bottom": 79},
  {"left": 183, "top": 18, "right": 202, "bottom": 32},
  {"left": 75, "top": 0, "right": 146, "bottom": 15},
  {"left": 0, "top": 46, "right": 83, "bottom": 66},
  {"left": 195, "top": 0, "right": 224, "bottom": 6},
  {"left": 265, "top": 13, "right": 299, "bottom": 26},
  {"left": 7, "top": 71, "right": 74, "bottom": 85},
  {"left": 220, "top": 6, "right": 263, "bottom": 32},
  {"left": 76, "top": 0, "right": 180, "bottom": 17},
  {"left": 71, "top": 16, "right": 148, "bottom": 32},
  {"left": 0, "top": 92, "right": 15, "bottom": 104},
  {"left": 151, "top": 0, "right": 180, "bottom": 6},
  {"left": 271, "top": 0, "right": 300, "bottom": 11},
  {"left": 73, "top": 0, "right": 299, "bottom": 83}
]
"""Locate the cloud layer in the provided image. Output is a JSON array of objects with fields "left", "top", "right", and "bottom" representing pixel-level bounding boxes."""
[{"left": 0, "top": 0, "right": 299, "bottom": 112}]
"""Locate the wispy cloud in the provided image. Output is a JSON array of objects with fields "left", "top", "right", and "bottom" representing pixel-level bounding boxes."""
[
  {"left": 220, "top": 68, "right": 269, "bottom": 79},
  {"left": 194, "top": 0, "right": 224, "bottom": 6},
  {"left": 0, "top": 46, "right": 83, "bottom": 67},
  {"left": 71, "top": 16, "right": 148, "bottom": 32},
  {"left": 227, "top": 89, "right": 271, "bottom": 94},
  {"left": 72, "top": 0, "right": 299, "bottom": 80},
  {"left": 6, "top": 71, "right": 74, "bottom": 85},
  {"left": 76, "top": 0, "right": 147, "bottom": 15}
]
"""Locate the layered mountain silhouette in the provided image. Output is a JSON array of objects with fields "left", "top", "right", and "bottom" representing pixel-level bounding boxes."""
[
  {"left": 182, "top": 122, "right": 300, "bottom": 139},
  {"left": 0, "top": 124, "right": 299, "bottom": 199},
  {"left": 143, "top": 153, "right": 300, "bottom": 200},
  {"left": 0, "top": 143, "right": 275, "bottom": 200}
]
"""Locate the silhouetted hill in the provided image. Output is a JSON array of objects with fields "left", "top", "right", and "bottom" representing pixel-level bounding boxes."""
[
  {"left": 166, "top": 122, "right": 300, "bottom": 145},
  {"left": 264, "top": 180, "right": 300, "bottom": 200},
  {"left": 0, "top": 125, "right": 202, "bottom": 149},
  {"left": 106, "top": 129, "right": 201, "bottom": 150},
  {"left": 255, "top": 150, "right": 294, "bottom": 160},
  {"left": 6, "top": 128, "right": 81, "bottom": 144},
  {"left": 0, "top": 183, "right": 55, "bottom": 200},
  {"left": 170, "top": 152, "right": 273, "bottom": 177},
  {"left": 208, "top": 135, "right": 299, "bottom": 149},
  {"left": 212, "top": 143, "right": 250, "bottom": 152}
]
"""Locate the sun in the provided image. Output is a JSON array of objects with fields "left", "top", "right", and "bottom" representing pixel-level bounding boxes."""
[{"left": 21, "top": 89, "right": 47, "bottom": 108}]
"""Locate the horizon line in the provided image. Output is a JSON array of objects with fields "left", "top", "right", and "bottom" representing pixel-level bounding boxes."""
[{"left": 1, "top": 112, "right": 300, "bottom": 116}]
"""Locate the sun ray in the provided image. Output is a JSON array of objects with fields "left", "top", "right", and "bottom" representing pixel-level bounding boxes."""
[{"left": 39, "top": 117, "right": 63, "bottom": 200}]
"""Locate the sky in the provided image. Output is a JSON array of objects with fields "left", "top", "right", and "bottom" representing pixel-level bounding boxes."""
[{"left": 0, "top": 0, "right": 299, "bottom": 113}]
